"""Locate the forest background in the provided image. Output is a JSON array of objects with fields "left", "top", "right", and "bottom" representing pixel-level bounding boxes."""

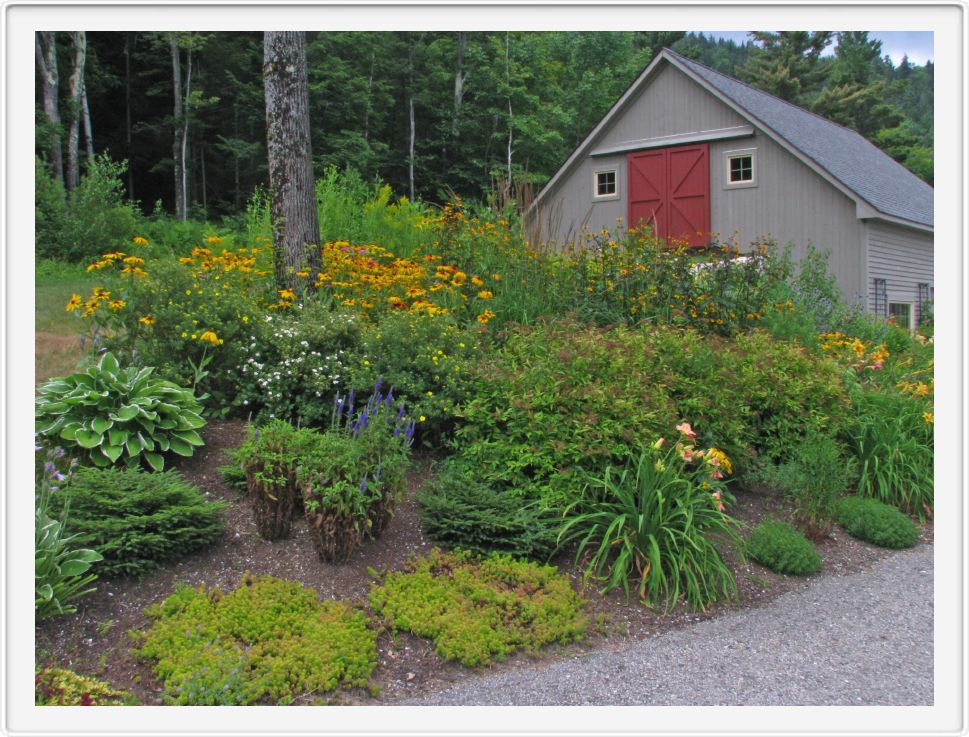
[{"left": 34, "top": 30, "right": 933, "bottom": 231}]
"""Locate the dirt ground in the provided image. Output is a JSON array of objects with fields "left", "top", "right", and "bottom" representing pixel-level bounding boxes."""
[{"left": 34, "top": 419, "right": 933, "bottom": 706}]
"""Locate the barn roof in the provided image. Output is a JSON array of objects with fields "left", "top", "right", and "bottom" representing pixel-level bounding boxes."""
[{"left": 533, "top": 48, "right": 933, "bottom": 231}]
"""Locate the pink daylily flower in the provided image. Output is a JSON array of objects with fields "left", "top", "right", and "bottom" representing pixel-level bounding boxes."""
[{"left": 675, "top": 422, "right": 697, "bottom": 440}]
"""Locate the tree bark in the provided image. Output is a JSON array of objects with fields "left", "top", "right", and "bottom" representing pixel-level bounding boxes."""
[
  {"left": 81, "top": 77, "right": 94, "bottom": 164},
  {"left": 407, "top": 44, "right": 416, "bottom": 201},
  {"left": 452, "top": 31, "right": 467, "bottom": 138},
  {"left": 35, "top": 32, "right": 64, "bottom": 184},
  {"left": 66, "top": 32, "right": 86, "bottom": 191},
  {"left": 505, "top": 33, "right": 513, "bottom": 192},
  {"left": 170, "top": 34, "right": 187, "bottom": 220},
  {"left": 264, "top": 31, "right": 321, "bottom": 292},
  {"left": 124, "top": 32, "right": 133, "bottom": 197},
  {"left": 181, "top": 42, "right": 193, "bottom": 217}
]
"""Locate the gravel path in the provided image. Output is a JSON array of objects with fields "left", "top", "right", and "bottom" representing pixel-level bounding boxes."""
[{"left": 405, "top": 544, "right": 934, "bottom": 706}]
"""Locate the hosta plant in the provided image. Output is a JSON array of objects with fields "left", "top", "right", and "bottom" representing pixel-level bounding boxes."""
[
  {"left": 35, "top": 352, "right": 206, "bottom": 471},
  {"left": 557, "top": 423, "right": 743, "bottom": 612}
]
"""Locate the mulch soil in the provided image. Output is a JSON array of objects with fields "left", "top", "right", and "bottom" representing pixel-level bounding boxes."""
[{"left": 35, "top": 419, "right": 934, "bottom": 706}]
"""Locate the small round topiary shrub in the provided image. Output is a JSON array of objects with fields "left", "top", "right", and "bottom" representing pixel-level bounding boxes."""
[
  {"left": 35, "top": 666, "right": 132, "bottom": 705},
  {"left": 369, "top": 549, "right": 587, "bottom": 667},
  {"left": 746, "top": 518, "right": 822, "bottom": 575},
  {"left": 836, "top": 496, "right": 920, "bottom": 549},
  {"left": 132, "top": 574, "right": 377, "bottom": 705}
]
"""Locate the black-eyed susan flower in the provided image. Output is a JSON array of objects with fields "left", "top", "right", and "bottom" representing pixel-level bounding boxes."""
[
  {"left": 199, "top": 330, "right": 223, "bottom": 346},
  {"left": 65, "top": 294, "right": 83, "bottom": 311},
  {"left": 477, "top": 290, "right": 493, "bottom": 300},
  {"left": 132, "top": 236, "right": 149, "bottom": 246},
  {"left": 138, "top": 315, "right": 156, "bottom": 326}
]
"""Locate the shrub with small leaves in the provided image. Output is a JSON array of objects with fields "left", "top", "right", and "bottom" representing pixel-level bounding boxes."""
[
  {"left": 836, "top": 497, "right": 919, "bottom": 549},
  {"left": 131, "top": 574, "right": 377, "bottom": 705},
  {"left": 35, "top": 666, "right": 133, "bottom": 705},
  {"left": 369, "top": 549, "right": 587, "bottom": 667},
  {"left": 35, "top": 352, "right": 206, "bottom": 471},
  {"left": 417, "top": 464, "right": 559, "bottom": 560},
  {"left": 746, "top": 519, "right": 822, "bottom": 575},
  {"left": 56, "top": 467, "right": 226, "bottom": 577}
]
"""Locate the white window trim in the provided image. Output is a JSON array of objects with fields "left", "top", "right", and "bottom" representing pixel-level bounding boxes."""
[
  {"left": 724, "top": 148, "right": 757, "bottom": 189},
  {"left": 592, "top": 168, "right": 620, "bottom": 201},
  {"left": 888, "top": 301, "right": 915, "bottom": 331}
]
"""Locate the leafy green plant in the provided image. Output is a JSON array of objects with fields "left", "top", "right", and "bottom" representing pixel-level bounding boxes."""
[
  {"left": 417, "top": 463, "right": 558, "bottom": 560},
  {"left": 745, "top": 519, "right": 821, "bottom": 575},
  {"left": 557, "top": 429, "right": 743, "bottom": 612},
  {"left": 35, "top": 352, "right": 206, "bottom": 471},
  {"left": 299, "top": 383, "right": 414, "bottom": 562},
  {"left": 836, "top": 497, "right": 919, "bottom": 549},
  {"left": 35, "top": 446, "right": 103, "bottom": 620},
  {"left": 369, "top": 549, "right": 587, "bottom": 667},
  {"left": 35, "top": 666, "right": 133, "bottom": 705},
  {"left": 56, "top": 467, "right": 226, "bottom": 577},
  {"left": 131, "top": 574, "right": 377, "bottom": 705},
  {"left": 749, "top": 433, "right": 855, "bottom": 537}
]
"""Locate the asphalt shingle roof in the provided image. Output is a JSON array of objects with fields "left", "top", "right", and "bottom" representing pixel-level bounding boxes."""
[{"left": 667, "top": 50, "right": 934, "bottom": 228}]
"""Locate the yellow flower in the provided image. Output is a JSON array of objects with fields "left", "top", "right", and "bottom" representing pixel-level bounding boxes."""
[
  {"left": 492, "top": 273, "right": 501, "bottom": 281},
  {"left": 108, "top": 299, "right": 126, "bottom": 311},
  {"left": 122, "top": 255, "right": 145, "bottom": 266},
  {"left": 278, "top": 288, "right": 297, "bottom": 301},
  {"left": 66, "top": 294, "right": 83, "bottom": 312},
  {"left": 471, "top": 276, "right": 485, "bottom": 287},
  {"left": 139, "top": 315, "right": 156, "bottom": 325},
  {"left": 419, "top": 415, "right": 426, "bottom": 422},
  {"left": 477, "top": 290, "right": 494, "bottom": 300},
  {"left": 198, "top": 330, "right": 223, "bottom": 346},
  {"left": 206, "top": 236, "right": 223, "bottom": 246},
  {"left": 132, "top": 236, "right": 149, "bottom": 246},
  {"left": 476, "top": 309, "right": 496, "bottom": 324},
  {"left": 295, "top": 270, "right": 310, "bottom": 278},
  {"left": 924, "top": 412, "right": 934, "bottom": 425},
  {"left": 451, "top": 271, "right": 467, "bottom": 287}
]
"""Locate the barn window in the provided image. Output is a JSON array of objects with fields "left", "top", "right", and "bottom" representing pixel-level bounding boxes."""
[
  {"left": 593, "top": 169, "right": 619, "bottom": 200},
  {"left": 888, "top": 302, "right": 914, "bottom": 330},
  {"left": 724, "top": 149, "right": 757, "bottom": 188}
]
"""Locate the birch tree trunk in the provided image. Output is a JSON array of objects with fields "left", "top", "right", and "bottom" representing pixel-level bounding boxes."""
[
  {"left": 124, "top": 32, "right": 134, "bottom": 197},
  {"left": 66, "top": 31, "right": 87, "bottom": 191},
  {"left": 505, "top": 32, "right": 513, "bottom": 194},
  {"left": 452, "top": 31, "right": 467, "bottom": 138},
  {"left": 407, "top": 44, "right": 416, "bottom": 201},
  {"left": 35, "top": 32, "right": 64, "bottom": 184},
  {"left": 170, "top": 34, "right": 187, "bottom": 220},
  {"left": 264, "top": 31, "right": 321, "bottom": 292},
  {"left": 81, "top": 77, "right": 95, "bottom": 164}
]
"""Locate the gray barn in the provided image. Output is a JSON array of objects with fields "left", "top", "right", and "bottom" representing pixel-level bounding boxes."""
[{"left": 529, "top": 48, "right": 934, "bottom": 326}]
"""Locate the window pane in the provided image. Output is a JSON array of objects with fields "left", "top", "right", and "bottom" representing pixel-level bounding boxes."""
[
  {"left": 889, "top": 302, "right": 913, "bottom": 329},
  {"left": 729, "top": 155, "right": 753, "bottom": 182},
  {"left": 596, "top": 171, "right": 616, "bottom": 196}
]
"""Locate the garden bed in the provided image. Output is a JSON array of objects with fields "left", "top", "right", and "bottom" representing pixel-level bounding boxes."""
[{"left": 34, "top": 419, "right": 932, "bottom": 706}]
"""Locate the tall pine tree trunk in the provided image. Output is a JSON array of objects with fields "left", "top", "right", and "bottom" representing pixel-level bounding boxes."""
[
  {"left": 264, "top": 31, "right": 321, "bottom": 292},
  {"left": 35, "top": 32, "right": 64, "bottom": 184},
  {"left": 66, "top": 32, "right": 86, "bottom": 191},
  {"left": 170, "top": 34, "right": 187, "bottom": 220}
]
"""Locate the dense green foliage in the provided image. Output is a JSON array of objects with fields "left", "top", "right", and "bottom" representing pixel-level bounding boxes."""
[
  {"left": 35, "top": 352, "right": 206, "bottom": 471},
  {"left": 836, "top": 497, "right": 919, "bottom": 549},
  {"left": 417, "top": 464, "right": 558, "bottom": 560},
  {"left": 57, "top": 467, "right": 226, "bottom": 577},
  {"left": 557, "top": 434, "right": 743, "bottom": 611},
  {"left": 745, "top": 519, "right": 822, "bottom": 575},
  {"left": 35, "top": 666, "right": 133, "bottom": 705},
  {"left": 369, "top": 549, "right": 587, "bottom": 667},
  {"left": 35, "top": 449, "right": 103, "bottom": 621},
  {"left": 132, "top": 574, "right": 377, "bottom": 704},
  {"left": 749, "top": 432, "right": 855, "bottom": 537},
  {"left": 36, "top": 31, "right": 931, "bottom": 235}
]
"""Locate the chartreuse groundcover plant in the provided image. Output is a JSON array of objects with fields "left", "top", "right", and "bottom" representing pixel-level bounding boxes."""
[
  {"left": 132, "top": 574, "right": 377, "bottom": 705},
  {"left": 369, "top": 549, "right": 587, "bottom": 667},
  {"left": 35, "top": 351, "right": 206, "bottom": 471},
  {"left": 557, "top": 423, "right": 743, "bottom": 612},
  {"left": 35, "top": 666, "right": 133, "bottom": 705}
]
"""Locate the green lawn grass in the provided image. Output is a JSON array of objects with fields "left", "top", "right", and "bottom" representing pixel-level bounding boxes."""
[{"left": 36, "top": 260, "right": 95, "bottom": 383}]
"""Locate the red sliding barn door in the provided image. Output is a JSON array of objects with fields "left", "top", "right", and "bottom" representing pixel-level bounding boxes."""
[{"left": 628, "top": 144, "right": 710, "bottom": 247}]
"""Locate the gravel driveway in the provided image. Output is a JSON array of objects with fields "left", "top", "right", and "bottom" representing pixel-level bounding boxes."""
[{"left": 405, "top": 544, "right": 933, "bottom": 706}]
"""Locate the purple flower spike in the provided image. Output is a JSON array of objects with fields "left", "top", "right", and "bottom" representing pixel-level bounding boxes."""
[
  {"left": 253, "top": 429, "right": 260, "bottom": 442},
  {"left": 395, "top": 403, "right": 406, "bottom": 422},
  {"left": 385, "top": 388, "right": 394, "bottom": 405},
  {"left": 376, "top": 461, "right": 382, "bottom": 481},
  {"left": 375, "top": 376, "right": 383, "bottom": 393},
  {"left": 53, "top": 470, "right": 66, "bottom": 482},
  {"left": 393, "top": 426, "right": 402, "bottom": 437},
  {"left": 360, "top": 474, "right": 368, "bottom": 494}
]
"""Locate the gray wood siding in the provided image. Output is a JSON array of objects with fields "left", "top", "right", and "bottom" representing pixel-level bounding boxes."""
[
  {"left": 709, "top": 131, "right": 867, "bottom": 305},
  {"left": 866, "top": 221, "right": 934, "bottom": 322}
]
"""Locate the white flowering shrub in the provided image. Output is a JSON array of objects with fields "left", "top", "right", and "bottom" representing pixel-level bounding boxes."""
[{"left": 233, "top": 304, "right": 363, "bottom": 427}]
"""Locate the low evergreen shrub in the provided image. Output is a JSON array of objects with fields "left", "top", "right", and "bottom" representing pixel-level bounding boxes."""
[
  {"left": 836, "top": 497, "right": 919, "bottom": 549},
  {"left": 369, "top": 549, "right": 587, "bottom": 667},
  {"left": 746, "top": 519, "right": 822, "bottom": 575},
  {"left": 417, "top": 464, "right": 558, "bottom": 560},
  {"left": 132, "top": 574, "right": 377, "bottom": 705},
  {"left": 58, "top": 467, "right": 226, "bottom": 577}
]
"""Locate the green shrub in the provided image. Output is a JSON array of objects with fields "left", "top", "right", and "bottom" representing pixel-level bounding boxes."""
[
  {"left": 369, "top": 549, "right": 587, "bottom": 667},
  {"left": 35, "top": 666, "right": 132, "bottom": 705},
  {"left": 299, "top": 384, "right": 414, "bottom": 561},
  {"left": 749, "top": 432, "right": 854, "bottom": 537},
  {"left": 417, "top": 464, "right": 558, "bottom": 560},
  {"left": 233, "top": 303, "right": 362, "bottom": 426},
  {"left": 836, "top": 497, "right": 919, "bottom": 549},
  {"left": 56, "top": 467, "right": 226, "bottom": 577},
  {"left": 848, "top": 385, "right": 933, "bottom": 519},
  {"left": 746, "top": 519, "right": 821, "bottom": 575},
  {"left": 557, "top": 431, "right": 743, "bottom": 612},
  {"left": 35, "top": 447, "right": 102, "bottom": 621},
  {"left": 132, "top": 574, "right": 377, "bottom": 705},
  {"left": 35, "top": 158, "right": 70, "bottom": 259},
  {"left": 35, "top": 352, "right": 206, "bottom": 471}
]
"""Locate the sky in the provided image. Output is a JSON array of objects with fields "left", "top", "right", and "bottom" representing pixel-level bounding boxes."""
[{"left": 700, "top": 31, "right": 933, "bottom": 66}]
